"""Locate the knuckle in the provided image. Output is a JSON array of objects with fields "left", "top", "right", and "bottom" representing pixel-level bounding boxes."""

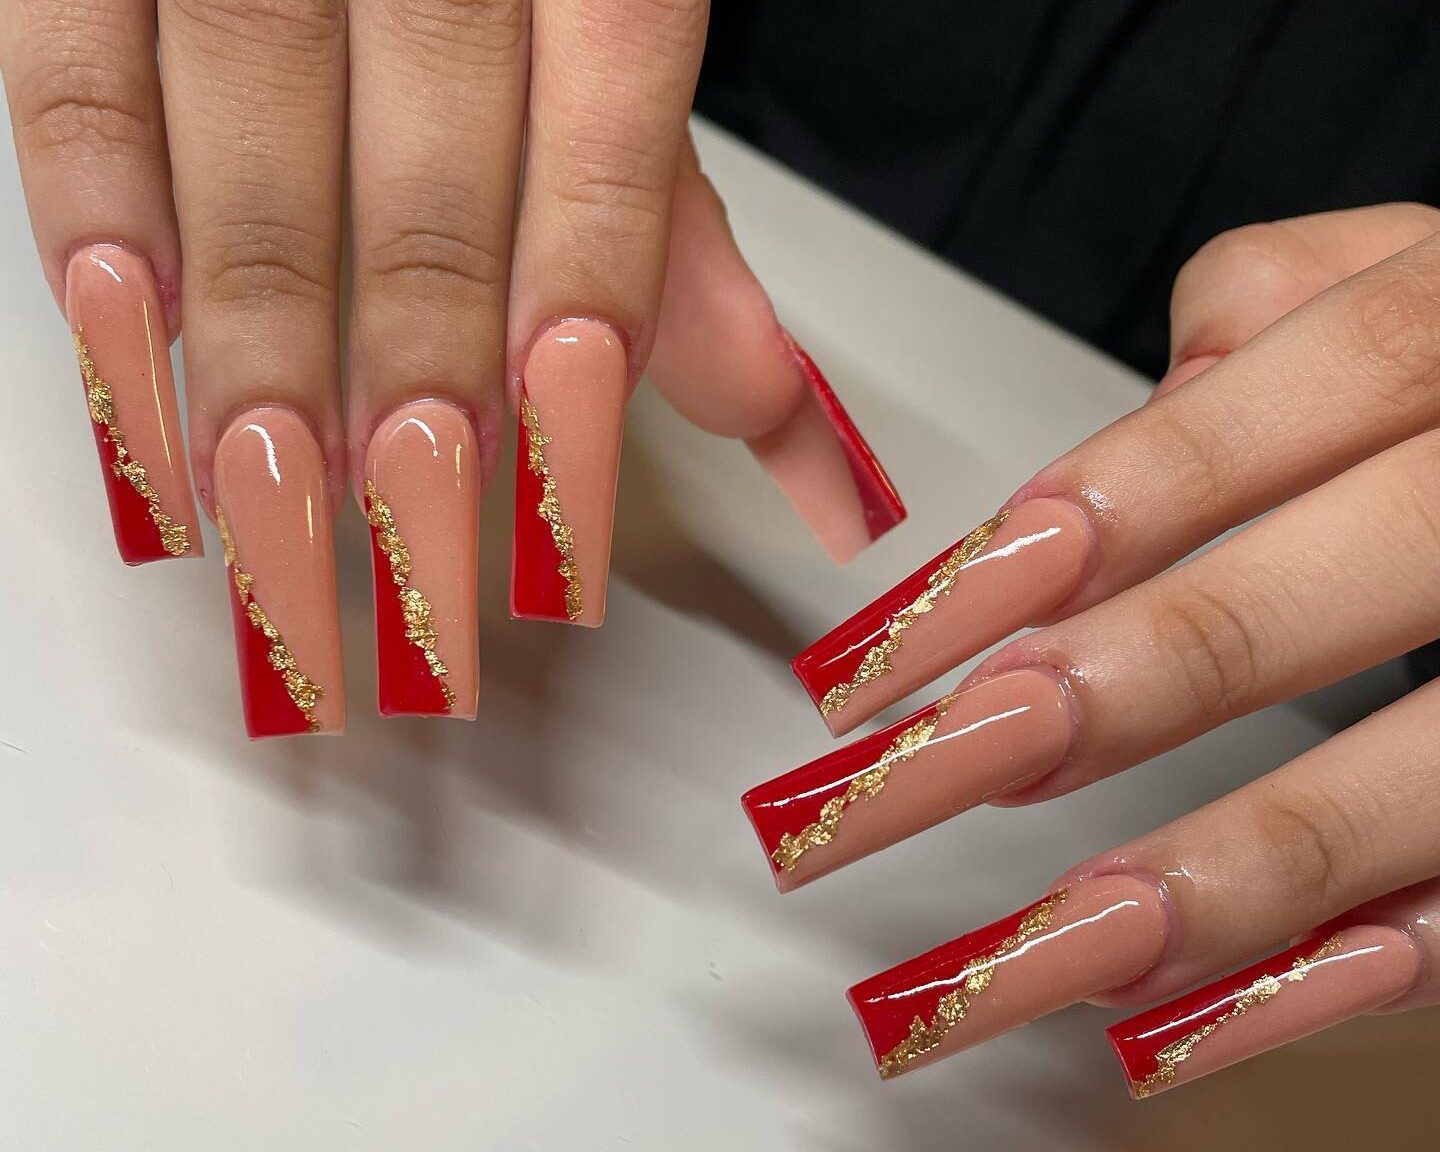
[
  {"left": 1141, "top": 405, "right": 1238, "bottom": 513},
  {"left": 576, "top": 0, "right": 708, "bottom": 54},
  {"left": 1175, "top": 222, "right": 1299, "bottom": 303},
  {"left": 12, "top": 63, "right": 155, "bottom": 158},
  {"left": 197, "top": 219, "right": 333, "bottom": 307},
  {"left": 388, "top": 0, "right": 526, "bottom": 56},
  {"left": 364, "top": 223, "right": 509, "bottom": 302},
  {"left": 1253, "top": 785, "right": 1375, "bottom": 911},
  {"left": 1150, "top": 584, "right": 1265, "bottom": 721},
  {"left": 551, "top": 135, "right": 666, "bottom": 232},
  {"left": 1337, "top": 243, "right": 1440, "bottom": 396},
  {"left": 169, "top": 0, "right": 342, "bottom": 58}
]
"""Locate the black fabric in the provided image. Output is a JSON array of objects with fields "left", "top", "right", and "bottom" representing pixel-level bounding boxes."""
[{"left": 696, "top": 1, "right": 1440, "bottom": 379}]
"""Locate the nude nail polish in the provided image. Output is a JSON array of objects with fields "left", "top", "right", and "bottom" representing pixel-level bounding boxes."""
[
  {"left": 214, "top": 408, "right": 344, "bottom": 738},
  {"left": 511, "top": 319, "right": 628, "bottom": 627},
  {"left": 743, "top": 669, "right": 1072, "bottom": 891},
  {"left": 365, "top": 398, "right": 479, "bottom": 719},
  {"left": 747, "top": 337, "right": 905, "bottom": 565},
  {"left": 66, "top": 244, "right": 199, "bottom": 564},
  {"left": 793, "top": 497, "right": 1093, "bottom": 736},
  {"left": 848, "top": 875, "right": 1167, "bottom": 1079},
  {"left": 1107, "top": 925, "right": 1421, "bottom": 1098}
]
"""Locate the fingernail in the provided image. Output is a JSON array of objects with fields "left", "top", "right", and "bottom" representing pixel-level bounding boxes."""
[
  {"left": 215, "top": 408, "right": 344, "bottom": 738},
  {"left": 794, "top": 497, "right": 1092, "bottom": 736},
  {"left": 747, "top": 336, "right": 905, "bottom": 564},
  {"left": 1107, "top": 925, "right": 1421, "bottom": 1099},
  {"left": 511, "top": 319, "right": 627, "bottom": 627},
  {"left": 742, "top": 669, "right": 1072, "bottom": 891},
  {"left": 364, "top": 398, "right": 479, "bottom": 719},
  {"left": 66, "top": 244, "right": 200, "bottom": 565},
  {"left": 848, "top": 875, "right": 1167, "bottom": 1079}
]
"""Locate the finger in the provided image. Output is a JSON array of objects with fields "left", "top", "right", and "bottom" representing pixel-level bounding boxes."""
[
  {"left": 159, "top": 0, "right": 347, "bottom": 736},
  {"left": 1106, "top": 875, "right": 1440, "bottom": 1098},
  {"left": 347, "top": 0, "right": 531, "bottom": 719},
  {"left": 3, "top": 0, "right": 198, "bottom": 562},
  {"left": 794, "top": 229, "right": 1440, "bottom": 734},
  {"left": 1154, "top": 203, "right": 1440, "bottom": 398},
  {"left": 845, "top": 678, "right": 1440, "bottom": 1080},
  {"left": 507, "top": 0, "right": 707, "bottom": 626},
  {"left": 648, "top": 134, "right": 905, "bottom": 564}
]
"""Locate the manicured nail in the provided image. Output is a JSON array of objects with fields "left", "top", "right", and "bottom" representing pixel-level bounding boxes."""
[
  {"left": 747, "top": 336, "right": 905, "bottom": 564},
  {"left": 742, "top": 669, "right": 1072, "bottom": 891},
  {"left": 66, "top": 244, "right": 199, "bottom": 565},
  {"left": 793, "top": 497, "right": 1092, "bottom": 736},
  {"left": 511, "top": 319, "right": 627, "bottom": 627},
  {"left": 365, "top": 398, "right": 479, "bottom": 719},
  {"left": 848, "top": 875, "right": 1167, "bottom": 1079},
  {"left": 1107, "top": 925, "right": 1420, "bottom": 1099},
  {"left": 214, "top": 408, "right": 344, "bottom": 738}
]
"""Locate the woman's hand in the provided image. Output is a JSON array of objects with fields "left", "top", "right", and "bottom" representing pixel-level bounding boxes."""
[
  {"left": 0, "top": 0, "right": 903, "bottom": 736},
  {"left": 743, "top": 202, "right": 1440, "bottom": 1092}
]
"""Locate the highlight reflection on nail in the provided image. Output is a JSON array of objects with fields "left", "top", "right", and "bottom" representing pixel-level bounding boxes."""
[
  {"left": 742, "top": 670, "right": 1073, "bottom": 891},
  {"left": 848, "top": 875, "right": 1168, "bottom": 1078},
  {"left": 793, "top": 498, "right": 1093, "bottom": 737},
  {"left": 1107, "top": 925, "right": 1421, "bottom": 1098}
]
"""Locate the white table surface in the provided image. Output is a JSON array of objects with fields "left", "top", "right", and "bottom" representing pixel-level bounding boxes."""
[{"left": 1, "top": 116, "right": 1432, "bottom": 1151}]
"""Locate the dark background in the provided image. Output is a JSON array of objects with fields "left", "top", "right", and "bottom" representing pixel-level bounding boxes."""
[{"left": 695, "top": 1, "right": 1440, "bottom": 380}]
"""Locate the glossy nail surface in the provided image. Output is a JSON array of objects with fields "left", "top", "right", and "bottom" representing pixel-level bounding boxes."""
[
  {"left": 511, "top": 319, "right": 627, "bottom": 627},
  {"left": 1107, "top": 925, "right": 1421, "bottom": 1098},
  {"left": 215, "top": 408, "right": 344, "bottom": 738},
  {"left": 743, "top": 670, "right": 1072, "bottom": 891},
  {"left": 365, "top": 399, "right": 479, "bottom": 719},
  {"left": 747, "top": 337, "right": 905, "bottom": 564},
  {"left": 793, "top": 497, "right": 1092, "bottom": 736},
  {"left": 848, "top": 875, "right": 1167, "bottom": 1079},
  {"left": 66, "top": 244, "right": 198, "bottom": 564}
]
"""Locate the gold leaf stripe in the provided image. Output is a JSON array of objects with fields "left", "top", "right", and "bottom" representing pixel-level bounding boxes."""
[
  {"left": 364, "top": 480, "right": 456, "bottom": 710},
  {"left": 877, "top": 889, "right": 1067, "bottom": 1078},
  {"left": 74, "top": 330, "right": 190, "bottom": 557},
  {"left": 772, "top": 703, "right": 948, "bottom": 872},
  {"left": 821, "top": 511, "right": 1008, "bottom": 716},
  {"left": 217, "top": 510, "right": 323, "bottom": 733},
  {"left": 1130, "top": 933, "right": 1346, "bottom": 1097},
  {"left": 520, "top": 397, "right": 583, "bottom": 621}
]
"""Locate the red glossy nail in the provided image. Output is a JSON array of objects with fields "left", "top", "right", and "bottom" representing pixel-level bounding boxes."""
[
  {"left": 743, "top": 669, "right": 1072, "bottom": 891},
  {"left": 793, "top": 497, "right": 1093, "bottom": 736},
  {"left": 1106, "top": 925, "right": 1421, "bottom": 1098}
]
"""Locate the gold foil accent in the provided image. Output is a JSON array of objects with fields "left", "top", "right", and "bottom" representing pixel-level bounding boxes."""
[
  {"left": 364, "top": 480, "right": 456, "bottom": 710},
  {"left": 1130, "top": 933, "right": 1346, "bottom": 1098},
  {"left": 877, "top": 889, "right": 1067, "bottom": 1079},
  {"left": 217, "top": 509, "right": 323, "bottom": 732},
  {"left": 772, "top": 704, "right": 948, "bottom": 872},
  {"left": 74, "top": 330, "right": 190, "bottom": 556},
  {"left": 820, "top": 511, "right": 1009, "bottom": 716},
  {"left": 519, "top": 397, "right": 583, "bottom": 620}
]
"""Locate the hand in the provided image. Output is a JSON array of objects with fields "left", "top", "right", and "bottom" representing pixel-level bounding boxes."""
[
  {"left": 0, "top": 0, "right": 904, "bottom": 736},
  {"left": 743, "top": 203, "right": 1440, "bottom": 1092}
]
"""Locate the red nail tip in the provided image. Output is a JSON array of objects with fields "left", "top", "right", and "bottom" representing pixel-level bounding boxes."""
[
  {"left": 226, "top": 565, "right": 311, "bottom": 739},
  {"left": 847, "top": 895, "right": 1057, "bottom": 1065},
  {"left": 367, "top": 504, "right": 453, "bottom": 717},
  {"left": 510, "top": 390, "right": 573, "bottom": 622},
  {"left": 742, "top": 702, "right": 942, "bottom": 880},
  {"left": 89, "top": 418, "right": 172, "bottom": 565},
  {"left": 791, "top": 538, "right": 960, "bottom": 710},
  {"left": 1105, "top": 934, "right": 1331, "bottom": 1094},
  {"left": 788, "top": 339, "right": 906, "bottom": 541}
]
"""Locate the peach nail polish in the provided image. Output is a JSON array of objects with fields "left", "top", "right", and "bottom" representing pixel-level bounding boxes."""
[
  {"left": 1107, "top": 925, "right": 1421, "bottom": 1098},
  {"left": 848, "top": 875, "right": 1168, "bottom": 1078},
  {"left": 511, "top": 319, "right": 628, "bottom": 627},
  {"left": 66, "top": 244, "right": 199, "bottom": 564},
  {"left": 365, "top": 399, "right": 479, "bottom": 719},
  {"left": 794, "top": 497, "right": 1093, "bottom": 736},
  {"left": 214, "top": 408, "right": 344, "bottom": 738},
  {"left": 742, "top": 669, "right": 1072, "bottom": 891}
]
